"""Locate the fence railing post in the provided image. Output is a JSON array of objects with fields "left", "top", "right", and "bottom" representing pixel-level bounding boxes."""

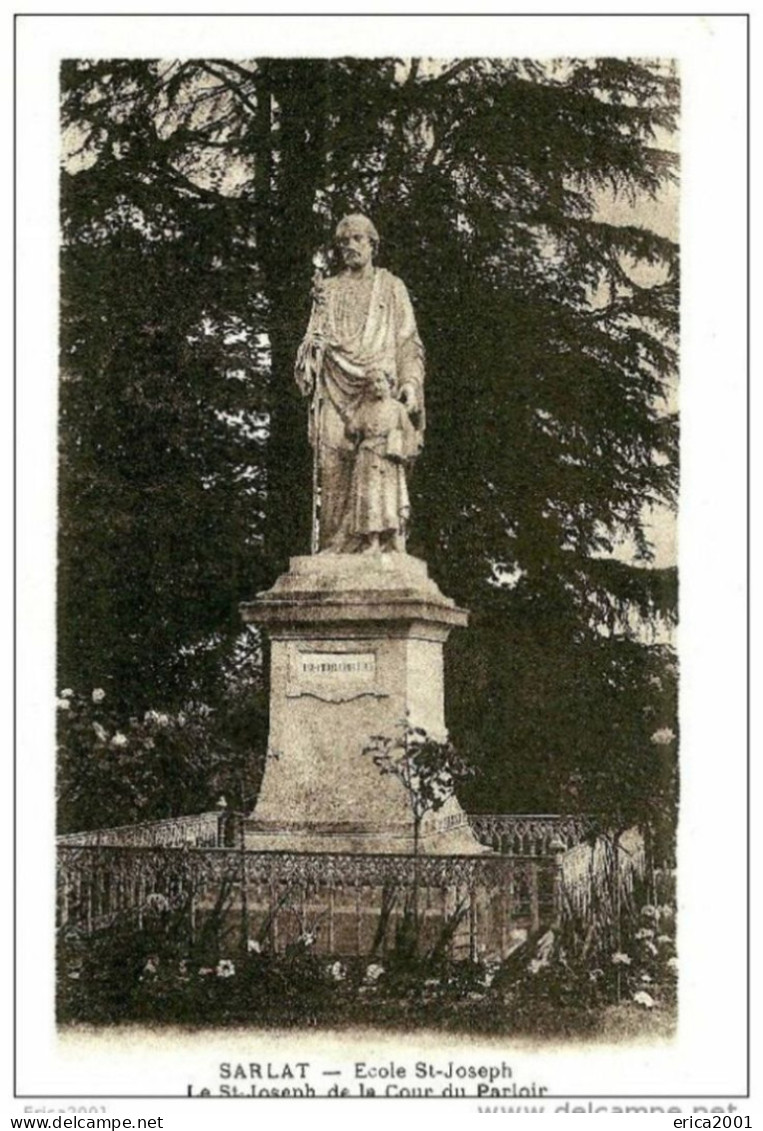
[
  {"left": 549, "top": 837, "right": 567, "bottom": 928},
  {"left": 529, "top": 861, "right": 540, "bottom": 934}
]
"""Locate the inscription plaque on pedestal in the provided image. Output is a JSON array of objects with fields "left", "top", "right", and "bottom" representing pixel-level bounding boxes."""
[
  {"left": 299, "top": 652, "right": 375, "bottom": 676},
  {"left": 287, "top": 647, "right": 381, "bottom": 702}
]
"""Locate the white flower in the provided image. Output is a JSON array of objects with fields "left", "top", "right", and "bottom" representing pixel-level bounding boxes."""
[
  {"left": 612, "top": 952, "right": 632, "bottom": 966},
  {"left": 298, "top": 930, "right": 316, "bottom": 949},
  {"left": 143, "top": 956, "right": 159, "bottom": 975},
  {"left": 144, "top": 893, "right": 169, "bottom": 913},
  {"left": 247, "top": 939, "right": 262, "bottom": 955},
  {"left": 640, "top": 905, "right": 658, "bottom": 920},
  {"left": 56, "top": 697, "right": 71, "bottom": 711},
  {"left": 329, "top": 961, "right": 346, "bottom": 981},
  {"left": 92, "top": 722, "right": 108, "bottom": 742},
  {"left": 216, "top": 959, "right": 235, "bottom": 978},
  {"left": 657, "top": 934, "right": 673, "bottom": 945},
  {"left": 667, "top": 957, "right": 679, "bottom": 974},
  {"left": 110, "top": 732, "right": 128, "bottom": 748},
  {"left": 634, "top": 928, "right": 655, "bottom": 940},
  {"left": 92, "top": 688, "right": 106, "bottom": 703},
  {"left": 640, "top": 973, "right": 653, "bottom": 984},
  {"left": 644, "top": 941, "right": 659, "bottom": 957},
  {"left": 60, "top": 688, "right": 74, "bottom": 698},
  {"left": 364, "top": 963, "right": 385, "bottom": 983},
  {"left": 651, "top": 727, "right": 675, "bottom": 745},
  {"left": 144, "top": 709, "right": 170, "bottom": 727},
  {"left": 633, "top": 990, "right": 655, "bottom": 1009}
]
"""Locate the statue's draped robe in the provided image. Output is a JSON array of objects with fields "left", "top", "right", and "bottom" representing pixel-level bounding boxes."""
[{"left": 295, "top": 267, "right": 425, "bottom": 550}]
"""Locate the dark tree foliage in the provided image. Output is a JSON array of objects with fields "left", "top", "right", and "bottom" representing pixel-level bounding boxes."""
[{"left": 59, "top": 58, "right": 679, "bottom": 840}]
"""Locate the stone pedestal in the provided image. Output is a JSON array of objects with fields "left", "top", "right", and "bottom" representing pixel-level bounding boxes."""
[{"left": 240, "top": 553, "right": 486, "bottom": 854}]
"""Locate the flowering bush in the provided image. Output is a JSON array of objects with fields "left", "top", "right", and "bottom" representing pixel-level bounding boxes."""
[
  {"left": 56, "top": 892, "right": 677, "bottom": 1035},
  {"left": 505, "top": 870, "right": 679, "bottom": 1030},
  {"left": 624, "top": 896, "right": 678, "bottom": 1006},
  {"left": 57, "top": 687, "right": 268, "bottom": 833}
]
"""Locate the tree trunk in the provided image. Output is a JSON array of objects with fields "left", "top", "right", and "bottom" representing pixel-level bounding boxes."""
[{"left": 257, "top": 60, "right": 329, "bottom": 577}]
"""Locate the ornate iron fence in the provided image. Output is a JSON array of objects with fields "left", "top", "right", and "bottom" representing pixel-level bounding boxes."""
[
  {"left": 468, "top": 813, "right": 596, "bottom": 855},
  {"left": 56, "top": 812, "right": 225, "bottom": 848},
  {"left": 55, "top": 813, "right": 642, "bottom": 957},
  {"left": 56, "top": 843, "right": 559, "bottom": 957}
]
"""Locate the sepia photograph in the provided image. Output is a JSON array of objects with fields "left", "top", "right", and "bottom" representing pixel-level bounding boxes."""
[
  {"left": 13, "top": 10, "right": 749, "bottom": 1111},
  {"left": 55, "top": 46, "right": 680, "bottom": 1036}
]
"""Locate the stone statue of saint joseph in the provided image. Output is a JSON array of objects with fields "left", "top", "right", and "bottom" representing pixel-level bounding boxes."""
[
  {"left": 246, "top": 215, "right": 481, "bottom": 856},
  {"left": 295, "top": 215, "right": 426, "bottom": 552}
]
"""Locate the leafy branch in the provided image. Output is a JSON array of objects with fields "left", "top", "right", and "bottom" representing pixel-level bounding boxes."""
[{"left": 362, "top": 717, "right": 475, "bottom": 857}]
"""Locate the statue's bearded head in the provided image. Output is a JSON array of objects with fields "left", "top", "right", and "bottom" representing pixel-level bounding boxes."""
[{"left": 335, "top": 214, "right": 379, "bottom": 271}]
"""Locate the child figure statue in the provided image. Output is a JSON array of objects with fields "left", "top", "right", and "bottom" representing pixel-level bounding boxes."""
[{"left": 344, "top": 368, "right": 418, "bottom": 553}]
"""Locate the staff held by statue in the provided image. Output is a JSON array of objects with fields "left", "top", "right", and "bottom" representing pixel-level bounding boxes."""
[{"left": 307, "top": 250, "right": 329, "bottom": 554}]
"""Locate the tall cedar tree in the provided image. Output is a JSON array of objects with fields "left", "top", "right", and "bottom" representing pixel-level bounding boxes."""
[{"left": 59, "top": 59, "right": 678, "bottom": 839}]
